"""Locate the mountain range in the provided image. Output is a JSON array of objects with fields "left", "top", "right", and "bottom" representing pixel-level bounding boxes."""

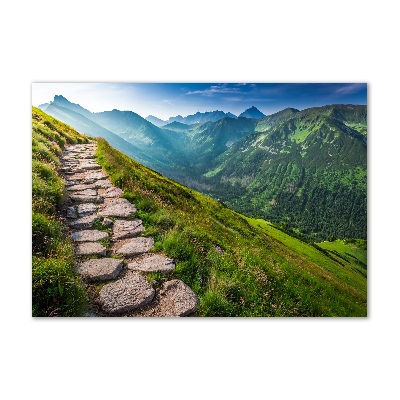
[
  {"left": 38, "top": 96, "right": 367, "bottom": 240},
  {"left": 145, "top": 107, "right": 265, "bottom": 126}
]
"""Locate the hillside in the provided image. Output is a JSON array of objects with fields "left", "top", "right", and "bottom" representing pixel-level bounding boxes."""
[{"left": 32, "top": 107, "right": 90, "bottom": 316}]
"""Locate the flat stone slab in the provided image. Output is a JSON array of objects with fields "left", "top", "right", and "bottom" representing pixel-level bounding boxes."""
[
  {"left": 69, "top": 214, "right": 100, "bottom": 229},
  {"left": 112, "top": 219, "right": 144, "bottom": 240},
  {"left": 66, "top": 172, "right": 85, "bottom": 180},
  {"left": 85, "top": 171, "right": 107, "bottom": 180},
  {"left": 67, "top": 183, "right": 98, "bottom": 192},
  {"left": 76, "top": 242, "right": 106, "bottom": 256},
  {"left": 127, "top": 254, "right": 175, "bottom": 274},
  {"left": 70, "top": 194, "right": 104, "bottom": 203},
  {"left": 113, "top": 237, "right": 154, "bottom": 256},
  {"left": 94, "top": 179, "right": 112, "bottom": 189},
  {"left": 65, "top": 179, "right": 82, "bottom": 187},
  {"left": 104, "top": 187, "right": 124, "bottom": 198},
  {"left": 71, "top": 229, "right": 108, "bottom": 242},
  {"left": 72, "top": 166, "right": 101, "bottom": 173},
  {"left": 133, "top": 280, "right": 199, "bottom": 317},
  {"left": 99, "top": 198, "right": 137, "bottom": 218},
  {"left": 76, "top": 258, "right": 123, "bottom": 282},
  {"left": 77, "top": 163, "right": 101, "bottom": 171},
  {"left": 77, "top": 203, "right": 97, "bottom": 216},
  {"left": 99, "top": 272, "right": 155, "bottom": 314},
  {"left": 74, "top": 188, "right": 98, "bottom": 196},
  {"left": 81, "top": 178, "right": 99, "bottom": 184}
]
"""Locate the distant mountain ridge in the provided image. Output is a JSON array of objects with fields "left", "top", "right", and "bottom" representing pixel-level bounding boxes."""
[
  {"left": 145, "top": 115, "right": 166, "bottom": 127},
  {"left": 167, "top": 110, "right": 237, "bottom": 125},
  {"left": 145, "top": 110, "right": 237, "bottom": 126},
  {"left": 162, "top": 121, "right": 193, "bottom": 131}
]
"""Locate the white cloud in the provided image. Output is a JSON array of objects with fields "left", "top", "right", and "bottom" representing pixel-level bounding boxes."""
[
  {"left": 335, "top": 83, "right": 366, "bottom": 95},
  {"left": 186, "top": 84, "right": 242, "bottom": 96}
]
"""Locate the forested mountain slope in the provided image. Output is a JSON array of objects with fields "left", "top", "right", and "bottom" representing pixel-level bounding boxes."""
[{"left": 199, "top": 109, "right": 367, "bottom": 240}]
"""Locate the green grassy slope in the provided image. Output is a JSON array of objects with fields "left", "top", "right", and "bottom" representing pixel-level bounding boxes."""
[
  {"left": 96, "top": 139, "right": 367, "bottom": 316},
  {"left": 32, "top": 107, "right": 89, "bottom": 316}
]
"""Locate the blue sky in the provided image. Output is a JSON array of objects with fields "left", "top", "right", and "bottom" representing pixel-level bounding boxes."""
[{"left": 32, "top": 83, "right": 367, "bottom": 120}]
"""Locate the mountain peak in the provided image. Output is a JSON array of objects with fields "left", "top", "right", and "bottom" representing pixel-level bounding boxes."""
[
  {"left": 52, "top": 95, "right": 73, "bottom": 104},
  {"left": 239, "top": 106, "right": 265, "bottom": 119}
]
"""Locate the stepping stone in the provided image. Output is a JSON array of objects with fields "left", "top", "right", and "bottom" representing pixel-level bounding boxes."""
[
  {"left": 76, "top": 242, "right": 106, "bottom": 256},
  {"left": 81, "top": 178, "right": 98, "bottom": 184},
  {"left": 66, "top": 206, "right": 77, "bottom": 219},
  {"left": 73, "top": 165, "right": 101, "bottom": 173},
  {"left": 131, "top": 280, "right": 199, "bottom": 317},
  {"left": 76, "top": 258, "right": 123, "bottom": 282},
  {"left": 127, "top": 254, "right": 175, "bottom": 274},
  {"left": 70, "top": 194, "right": 104, "bottom": 203},
  {"left": 66, "top": 180, "right": 82, "bottom": 187},
  {"left": 94, "top": 179, "right": 112, "bottom": 189},
  {"left": 67, "top": 183, "right": 98, "bottom": 192},
  {"left": 157, "top": 280, "right": 199, "bottom": 316},
  {"left": 85, "top": 171, "right": 107, "bottom": 180},
  {"left": 81, "top": 160, "right": 99, "bottom": 164},
  {"left": 66, "top": 173, "right": 84, "bottom": 181},
  {"left": 60, "top": 167, "right": 73, "bottom": 172},
  {"left": 99, "top": 272, "right": 155, "bottom": 314},
  {"left": 74, "top": 188, "right": 98, "bottom": 196},
  {"left": 112, "top": 219, "right": 144, "bottom": 240},
  {"left": 160, "top": 280, "right": 200, "bottom": 317},
  {"left": 77, "top": 203, "right": 97, "bottom": 216},
  {"left": 113, "top": 237, "right": 154, "bottom": 256},
  {"left": 104, "top": 187, "right": 123, "bottom": 198},
  {"left": 71, "top": 229, "right": 108, "bottom": 242},
  {"left": 79, "top": 163, "right": 101, "bottom": 170},
  {"left": 69, "top": 214, "right": 100, "bottom": 229},
  {"left": 99, "top": 198, "right": 137, "bottom": 218}
]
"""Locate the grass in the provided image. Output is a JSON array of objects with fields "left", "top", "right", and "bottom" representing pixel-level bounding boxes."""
[
  {"left": 317, "top": 239, "right": 367, "bottom": 271},
  {"left": 32, "top": 107, "right": 90, "bottom": 317},
  {"left": 96, "top": 138, "right": 367, "bottom": 316}
]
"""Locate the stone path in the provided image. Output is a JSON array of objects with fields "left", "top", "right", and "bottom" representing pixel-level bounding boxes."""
[{"left": 61, "top": 143, "right": 199, "bottom": 317}]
